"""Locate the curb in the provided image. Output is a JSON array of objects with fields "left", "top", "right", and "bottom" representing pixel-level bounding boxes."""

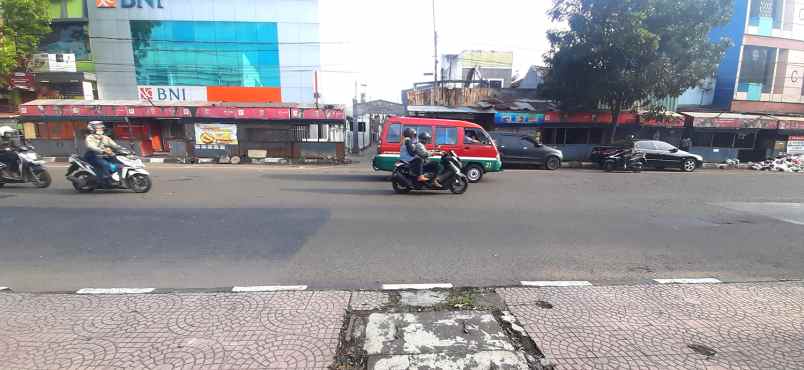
[{"left": 1, "top": 278, "right": 800, "bottom": 295}]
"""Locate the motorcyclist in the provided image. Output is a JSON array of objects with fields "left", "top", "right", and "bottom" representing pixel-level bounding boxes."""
[
  {"left": 399, "top": 127, "right": 417, "bottom": 162},
  {"left": 84, "top": 121, "right": 123, "bottom": 185},
  {"left": 409, "top": 131, "right": 442, "bottom": 187},
  {"left": 0, "top": 126, "right": 21, "bottom": 179}
]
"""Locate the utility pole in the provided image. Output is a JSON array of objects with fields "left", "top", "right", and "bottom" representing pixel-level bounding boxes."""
[
  {"left": 432, "top": 0, "right": 438, "bottom": 106},
  {"left": 352, "top": 81, "right": 359, "bottom": 154}
]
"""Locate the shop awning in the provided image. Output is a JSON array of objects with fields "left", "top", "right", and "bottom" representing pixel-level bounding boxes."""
[
  {"left": 681, "top": 112, "right": 777, "bottom": 129},
  {"left": 639, "top": 112, "right": 685, "bottom": 128},
  {"left": 775, "top": 116, "right": 804, "bottom": 131},
  {"left": 18, "top": 99, "right": 346, "bottom": 121}
]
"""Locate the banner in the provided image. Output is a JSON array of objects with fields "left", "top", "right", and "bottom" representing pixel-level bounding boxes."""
[
  {"left": 495, "top": 112, "right": 544, "bottom": 125},
  {"left": 194, "top": 124, "right": 238, "bottom": 145},
  {"left": 788, "top": 136, "right": 804, "bottom": 154}
]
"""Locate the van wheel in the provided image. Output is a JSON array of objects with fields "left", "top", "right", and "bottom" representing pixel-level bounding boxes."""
[{"left": 464, "top": 164, "right": 484, "bottom": 183}]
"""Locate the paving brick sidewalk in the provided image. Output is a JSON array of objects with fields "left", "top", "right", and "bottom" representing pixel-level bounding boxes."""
[
  {"left": 1, "top": 283, "right": 802, "bottom": 369},
  {"left": 501, "top": 282, "right": 804, "bottom": 369}
]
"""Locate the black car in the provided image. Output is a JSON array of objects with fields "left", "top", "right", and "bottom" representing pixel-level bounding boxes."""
[
  {"left": 633, "top": 140, "right": 703, "bottom": 172},
  {"left": 489, "top": 132, "right": 563, "bottom": 170}
]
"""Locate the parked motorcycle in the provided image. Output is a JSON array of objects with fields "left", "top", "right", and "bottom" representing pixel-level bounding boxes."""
[
  {"left": 66, "top": 149, "right": 152, "bottom": 193},
  {"left": 391, "top": 150, "right": 469, "bottom": 194},
  {"left": 603, "top": 149, "right": 646, "bottom": 173},
  {"left": 0, "top": 145, "right": 52, "bottom": 188}
]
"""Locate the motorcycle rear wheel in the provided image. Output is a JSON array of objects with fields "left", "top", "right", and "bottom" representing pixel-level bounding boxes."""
[
  {"left": 72, "top": 173, "right": 96, "bottom": 193},
  {"left": 449, "top": 177, "right": 468, "bottom": 195},
  {"left": 603, "top": 161, "right": 616, "bottom": 172},
  {"left": 392, "top": 179, "right": 412, "bottom": 194},
  {"left": 32, "top": 169, "right": 52, "bottom": 188}
]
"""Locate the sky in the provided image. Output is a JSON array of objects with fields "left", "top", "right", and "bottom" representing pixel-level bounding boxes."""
[{"left": 317, "top": 0, "right": 558, "bottom": 105}]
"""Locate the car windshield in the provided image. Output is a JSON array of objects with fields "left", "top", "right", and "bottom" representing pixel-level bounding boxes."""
[{"left": 5, "top": 1, "right": 802, "bottom": 368}]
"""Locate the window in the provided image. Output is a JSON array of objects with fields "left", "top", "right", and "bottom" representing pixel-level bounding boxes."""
[
  {"left": 405, "top": 125, "right": 433, "bottom": 141},
  {"left": 436, "top": 127, "right": 458, "bottom": 145},
  {"left": 464, "top": 128, "right": 492, "bottom": 145},
  {"left": 38, "top": 22, "right": 90, "bottom": 60},
  {"left": 496, "top": 135, "right": 520, "bottom": 147},
  {"left": 386, "top": 124, "right": 401, "bottom": 143},
  {"left": 749, "top": 0, "right": 783, "bottom": 28},
  {"left": 636, "top": 141, "right": 656, "bottom": 150},
  {"left": 488, "top": 79, "right": 503, "bottom": 88},
  {"left": 131, "top": 21, "right": 281, "bottom": 87},
  {"left": 738, "top": 46, "right": 777, "bottom": 93},
  {"left": 654, "top": 141, "right": 676, "bottom": 151},
  {"left": 358, "top": 122, "right": 366, "bottom": 132},
  {"left": 520, "top": 138, "right": 536, "bottom": 149}
]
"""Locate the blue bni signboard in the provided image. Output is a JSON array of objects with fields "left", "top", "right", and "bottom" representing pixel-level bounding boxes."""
[{"left": 495, "top": 112, "right": 545, "bottom": 125}]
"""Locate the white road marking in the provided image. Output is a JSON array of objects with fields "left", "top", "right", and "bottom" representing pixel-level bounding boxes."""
[
  {"left": 520, "top": 281, "right": 593, "bottom": 287},
  {"left": 382, "top": 283, "right": 453, "bottom": 290},
  {"left": 76, "top": 288, "right": 156, "bottom": 294},
  {"left": 149, "top": 158, "right": 165, "bottom": 164},
  {"left": 232, "top": 285, "right": 308, "bottom": 292},
  {"left": 0, "top": 287, "right": 9, "bottom": 291},
  {"left": 653, "top": 278, "right": 722, "bottom": 284}
]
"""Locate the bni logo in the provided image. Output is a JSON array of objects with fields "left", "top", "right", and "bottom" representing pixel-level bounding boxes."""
[
  {"left": 96, "top": 0, "right": 117, "bottom": 7},
  {"left": 138, "top": 87, "right": 154, "bottom": 101}
]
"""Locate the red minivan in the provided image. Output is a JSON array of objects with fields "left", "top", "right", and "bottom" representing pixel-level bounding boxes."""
[{"left": 372, "top": 116, "right": 502, "bottom": 182}]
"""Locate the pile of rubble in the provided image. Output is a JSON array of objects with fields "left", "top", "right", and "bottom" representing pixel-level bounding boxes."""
[{"left": 749, "top": 153, "right": 803, "bottom": 172}]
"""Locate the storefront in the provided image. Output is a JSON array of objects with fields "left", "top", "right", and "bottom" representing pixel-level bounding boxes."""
[
  {"left": 638, "top": 112, "right": 686, "bottom": 145},
  {"left": 17, "top": 100, "right": 346, "bottom": 161},
  {"left": 682, "top": 112, "right": 777, "bottom": 162},
  {"left": 539, "top": 112, "right": 640, "bottom": 161},
  {"left": 775, "top": 116, "right": 804, "bottom": 156}
]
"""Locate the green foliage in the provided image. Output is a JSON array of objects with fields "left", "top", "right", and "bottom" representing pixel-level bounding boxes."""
[
  {"left": 542, "top": 0, "right": 734, "bottom": 140},
  {"left": 0, "top": 0, "right": 51, "bottom": 86}
]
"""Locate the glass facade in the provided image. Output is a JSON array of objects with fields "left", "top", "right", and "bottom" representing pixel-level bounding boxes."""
[
  {"left": 39, "top": 22, "right": 91, "bottom": 60},
  {"left": 130, "top": 20, "right": 281, "bottom": 87}
]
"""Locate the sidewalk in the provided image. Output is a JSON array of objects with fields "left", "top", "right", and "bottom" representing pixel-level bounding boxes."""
[{"left": 0, "top": 282, "right": 802, "bottom": 369}]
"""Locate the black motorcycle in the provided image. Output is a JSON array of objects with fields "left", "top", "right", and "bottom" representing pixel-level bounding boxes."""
[
  {"left": 391, "top": 150, "right": 469, "bottom": 194},
  {"left": 602, "top": 148, "right": 646, "bottom": 173},
  {"left": 0, "top": 145, "right": 52, "bottom": 188}
]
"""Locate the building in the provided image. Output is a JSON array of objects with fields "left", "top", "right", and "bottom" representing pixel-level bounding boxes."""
[
  {"left": 441, "top": 51, "right": 513, "bottom": 88},
  {"left": 86, "top": 0, "right": 320, "bottom": 104},
  {"left": 678, "top": 0, "right": 804, "bottom": 161}
]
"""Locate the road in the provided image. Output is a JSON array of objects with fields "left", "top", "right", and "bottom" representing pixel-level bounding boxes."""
[{"left": 1, "top": 164, "right": 803, "bottom": 292}]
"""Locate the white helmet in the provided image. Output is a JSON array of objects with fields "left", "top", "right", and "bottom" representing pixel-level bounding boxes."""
[
  {"left": 88, "top": 121, "right": 105, "bottom": 132},
  {"left": 0, "top": 126, "right": 16, "bottom": 139}
]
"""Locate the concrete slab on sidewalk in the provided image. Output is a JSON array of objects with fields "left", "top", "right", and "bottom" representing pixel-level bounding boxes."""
[{"left": 364, "top": 311, "right": 529, "bottom": 369}]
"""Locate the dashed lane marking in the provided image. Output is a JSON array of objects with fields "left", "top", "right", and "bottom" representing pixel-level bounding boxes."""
[
  {"left": 382, "top": 283, "right": 453, "bottom": 290},
  {"left": 77, "top": 288, "right": 156, "bottom": 295},
  {"left": 653, "top": 278, "right": 722, "bottom": 284},
  {"left": 232, "top": 285, "right": 308, "bottom": 292},
  {"left": 521, "top": 281, "right": 593, "bottom": 287}
]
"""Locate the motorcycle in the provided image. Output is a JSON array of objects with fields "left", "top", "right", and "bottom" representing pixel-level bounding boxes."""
[
  {"left": 0, "top": 145, "right": 52, "bottom": 188},
  {"left": 391, "top": 150, "right": 469, "bottom": 194},
  {"left": 66, "top": 149, "right": 152, "bottom": 193},
  {"left": 603, "top": 149, "right": 646, "bottom": 173}
]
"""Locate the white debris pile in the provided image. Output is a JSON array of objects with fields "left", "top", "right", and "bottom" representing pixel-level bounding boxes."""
[{"left": 749, "top": 153, "right": 803, "bottom": 172}]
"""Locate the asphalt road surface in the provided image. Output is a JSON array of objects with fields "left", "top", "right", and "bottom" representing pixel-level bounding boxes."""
[{"left": 1, "top": 163, "right": 803, "bottom": 292}]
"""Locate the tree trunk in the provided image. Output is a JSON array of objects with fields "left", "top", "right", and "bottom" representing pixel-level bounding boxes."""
[{"left": 609, "top": 105, "right": 621, "bottom": 144}]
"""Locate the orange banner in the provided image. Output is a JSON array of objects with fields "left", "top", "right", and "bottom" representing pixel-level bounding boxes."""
[{"left": 206, "top": 86, "right": 282, "bottom": 103}]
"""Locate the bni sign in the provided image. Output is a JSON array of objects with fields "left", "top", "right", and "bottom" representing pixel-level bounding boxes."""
[
  {"left": 97, "top": 0, "right": 164, "bottom": 8},
  {"left": 138, "top": 86, "right": 207, "bottom": 102}
]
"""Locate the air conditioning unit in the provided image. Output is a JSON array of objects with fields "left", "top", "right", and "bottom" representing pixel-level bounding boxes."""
[{"left": 30, "top": 53, "right": 77, "bottom": 73}]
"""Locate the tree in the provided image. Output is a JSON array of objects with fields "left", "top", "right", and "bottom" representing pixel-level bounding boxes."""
[
  {"left": 541, "top": 0, "right": 733, "bottom": 142},
  {"left": 0, "top": 0, "right": 51, "bottom": 88}
]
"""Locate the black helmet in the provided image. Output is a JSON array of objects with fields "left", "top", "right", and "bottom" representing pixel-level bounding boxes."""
[
  {"left": 418, "top": 131, "right": 432, "bottom": 144},
  {"left": 403, "top": 127, "right": 416, "bottom": 139}
]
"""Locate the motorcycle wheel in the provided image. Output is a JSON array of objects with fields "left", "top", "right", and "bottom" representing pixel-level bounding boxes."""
[
  {"left": 31, "top": 169, "right": 52, "bottom": 188},
  {"left": 392, "top": 179, "right": 412, "bottom": 194},
  {"left": 449, "top": 177, "right": 468, "bottom": 195},
  {"left": 129, "top": 174, "right": 152, "bottom": 193},
  {"left": 632, "top": 162, "right": 644, "bottom": 173},
  {"left": 603, "top": 161, "right": 616, "bottom": 172},
  {"left": 72, "top": 173, "right": 96, "bottom": 193}
]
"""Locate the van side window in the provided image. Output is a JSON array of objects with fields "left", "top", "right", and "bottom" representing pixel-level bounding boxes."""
[
  {"left": 464, "top": 128, "right": 492, "bottom": 145},
  {"left": 386, "top": 124, "right": 401, "bottom": 143},
  {"left": 404, "top": 125, "right": 433, "bottom": 141},
  {"left": 436, "top": 127, "right": 458, "bottom": 145}
]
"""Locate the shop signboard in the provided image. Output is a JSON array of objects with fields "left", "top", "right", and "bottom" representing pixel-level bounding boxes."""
[
  {"left": 779, "top": 120, "right": 804, "bottom": 130},
  {"left": 788, "top": 136, "right": 804, "bottom": 154},
  {"left": 138, "top": 86, "right": 207, "bottom": 102},
  {"left": 194, "top": 123, "right": 238, "bottom": 146},
  {"left": 495, "top": 112, "right": 545, "bottom": 125}
]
